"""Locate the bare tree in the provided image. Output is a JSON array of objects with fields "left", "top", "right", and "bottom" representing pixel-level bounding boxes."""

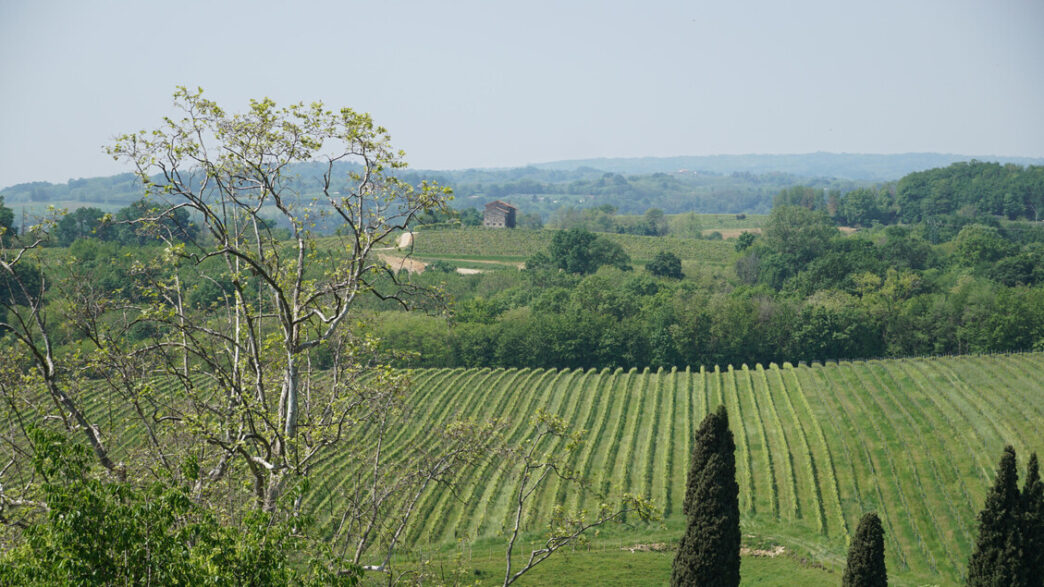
[{"left": 103, "top": 87, "right": 452, "bottom": 513}]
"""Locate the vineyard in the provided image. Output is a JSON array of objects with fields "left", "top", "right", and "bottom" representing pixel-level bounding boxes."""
[
  {"left": 398, "top": 228, "right": 737, "bottom": 265},
  {"left": 69, "top": 353, "right": 1044, "bottom": 585},
  {"left": 306, "top": 353, "right": 1042, "bottom": 585}
]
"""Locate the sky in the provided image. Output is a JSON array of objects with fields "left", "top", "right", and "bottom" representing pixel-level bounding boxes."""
[{"left": 1, "top": 0, "right": 1043, "bottom": 187}]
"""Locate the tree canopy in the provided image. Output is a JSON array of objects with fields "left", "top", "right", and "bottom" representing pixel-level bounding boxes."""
[
  {"left": 843, "top": 512, "right": 887, "bottom": 587},
  {"left": 672, "top": 405, "right": 740, "bottom": 586}
]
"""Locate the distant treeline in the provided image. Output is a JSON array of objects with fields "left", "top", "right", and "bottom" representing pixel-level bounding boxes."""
[
  {"left": 777, "top": 160, "right": 1044, "bottom": 229},
  {"left": 374, "top": 210, "right": 1044, "bottom": 370},
  {"left": 1, "top": 162, "right": 855, "bottom": 224}
]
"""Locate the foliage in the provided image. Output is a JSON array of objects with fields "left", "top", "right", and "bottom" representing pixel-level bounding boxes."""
[
  {"left": 102, "top": 87, "right": 451, "bottom": 515},
  {"left": 773, "top": 185, "right": 828, "bottom": 211},
  {"left": 545, "top": 228, "right": 631, "bottom": 274},
  {"left": 645, "top": 251, "right": 683, "bottom": 279},
  {"left": 427, "top": 259, "right": 457, "bottom": 273},
  {"left": 459, "top": 207, "right": 482, "bottom": 226},
  {"left": 672, "top": 405, "right": 740, "bottom": 586},
  {"left": 761, "top": 205, "right": 838, "bottom": 264},
  {"left": 0, "top": 428, "right": 356, "bottom": 586},
  {"left": 968, "top": 446, "right": 1025, "bottom": 586},
  {"left": 895, "top": 160, "right": 1044, "bottom": 222},
  {"left": 843, "top": 512, "right": 887, "bottom": 587},
  {"left": 1023, "top": 454, "right": 1044, "bottom": 584},
  {"left": 734, "top": 231, "right": 756, "bottom": 251},
  {"left": 0, "top": 196, "right": 14, "bottom": 246},
  {"left": 954, "top": 224, "right": 1018, "bottom": 267},
  {"left": 49, "top": 199, "right": 198, "bottom": 247},
  {"left": 0, "top": 88, "right": 468, "bottom": 580}
]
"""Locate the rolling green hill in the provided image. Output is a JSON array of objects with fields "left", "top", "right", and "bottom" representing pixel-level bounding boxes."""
[{"left": 304, "top": 354, "right": 1043, "bottom": 585}]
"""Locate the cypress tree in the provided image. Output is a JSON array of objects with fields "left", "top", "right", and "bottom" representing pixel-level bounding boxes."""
[
  {"left": 671, "top": 405, "right": 740, "bottom": 587},
  {"left": 1023, "top": 453, "right": 1044, "bottom": 584},
  {"left": 843, "top": 512, "right": 887, "bottom": 587},
  {"left": 967, "top": 445, "right": 1024, "bottom": 587}
]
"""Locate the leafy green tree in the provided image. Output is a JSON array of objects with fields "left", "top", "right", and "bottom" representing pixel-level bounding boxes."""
[
  {"left": 773, "top": 185, "right": 825, "bottom": 210},
  {"left": 0, "top": 196, "right": 14, "bottom": 246},
  {"left": 52, "top": 206, "right": 110, "bottom": 246},
  {"left": 0, "top": 88, "right": 488, "bottom": 581},
  {"left": 643, "top": 207, "right": 668, "bottom": 235},
  {"left": 1023, "top": 453, "right": 1044, "bottom": 584},
  {"left": 112, "top": 198, "right": 199, "bottom": 245},
  {"left": 547, "top": 228, "right": 630, "bottom": 274},
  {"left": 843, "top": 512, "right": 887, "bottom": 587},
  {"left": 517, "top": 211, "right": 544, "bottom": 229},
  {"left": 459, "top": 207, "right": 483, "bottom": 226},
  {"left": 646, "top": 251, "right": 683, "bottom": 279},
  {"left": 589, "top": 235, "right": 631, "bottom": 271},
  {"left": 672, "top": 405, "right": 740, "bottom": 586},
  {"left": 0, "top": 427, "right": 354, "bottom": 585},
  {"left": 549, "top": 228, "right": 596, "bottom": 273},
  {"left": 734, "top": 231, "right": 756, "bottom": 252},
  {"left": 762, "top": 205, "right": 838, "bottom": 264},
  {"left": 968, "top": 445, "right": 1025, "bottom": 586},
  {"left": 954, "top": 224, "right": 1017, "bottom": 267}
]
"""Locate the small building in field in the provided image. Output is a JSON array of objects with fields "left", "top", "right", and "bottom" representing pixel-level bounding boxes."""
[{"left": 483, "top": 200, "right": 517, "bottom": 228}]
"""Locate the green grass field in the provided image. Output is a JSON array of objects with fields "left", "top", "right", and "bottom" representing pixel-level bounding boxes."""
[
  {"left": 70, "top": 353, "right": 1044, "bottom": 585},
  {"left": 304, "top": 354, "right": 1044, "bottom": 585},
  {"left": 402, "top": 228, "right": 737, "bottom": 266}
]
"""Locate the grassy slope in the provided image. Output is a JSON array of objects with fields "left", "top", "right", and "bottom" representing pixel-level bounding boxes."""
[
  {"left": 302, "top": 354, "right": 1044, "bottom": 586},
  {"left": 401, "top": 228, "right": 736, "bottom": 266},
  {"left": 68, "top": 353, "right": 1044, "bottom": 585}
]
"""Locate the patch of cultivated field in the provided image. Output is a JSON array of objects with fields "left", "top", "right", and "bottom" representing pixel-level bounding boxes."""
[
  {"left": 68, "top": 353, "right": 1044, "bottom": 584},
  {"left": 299, "top": 354, "right": 1044, "bottom": 585},
  {"left": 400, "top": 228, "right": 736, "bottom": 265}
]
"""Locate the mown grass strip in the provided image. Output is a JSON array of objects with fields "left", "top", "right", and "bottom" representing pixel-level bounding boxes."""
[
  {"left": 658, "top": 367, "right": 678, "bottom": 517},
  {"left": 841, "top": 363, "right": 937, "bottom": 576},
  {"left": 409, "top": 368, "right": 522, "bottom": 545},
  {"left": 862, "top": 361, "right": 965, "bottom": 577},
  {"left": 816, "top": 363, "right": 910, "bottom": 572},
  {"left": 640, "top": 367, "right": 665, "bottom": 503},
  {"left": 310, "top": 367, "right": 478, "bottom": 527},
  {"left": 929, "top": 359, "right": 1020, "bottom": 450},
  {"left": 668, "top": 367, "right": 694, "bottom": 519},
  {"left": 598, "top": 368, "right": 640, "bottom": 499},
  {"left": 446, "top": 368, "right": 546, "bottom": 541},
  {"left": 560, "top": 368, "right": 621, "bottom": 514},
  {"left": 773, "top": 364, "right": 826, "bottom": 535},
  {"left": 954, "top": 355, "right": 1043, "bottom": 451},
  {"left": 724, "top": 365, "right": 755, "bottom": 515},
  {"left": 521, "top": 368, "right": 589, "bottom": 528},
  {"left": 898, "top": 360, "right": 994, "bottom": 483},
  {"left": 789, "top": 363, "right": 847, "bottom": 543},
  {"left": 741, "top": 364, "right": 778, "bottom": 519},
  {"left": 471, "top": 368, "right": 561, "bottom": 540}
]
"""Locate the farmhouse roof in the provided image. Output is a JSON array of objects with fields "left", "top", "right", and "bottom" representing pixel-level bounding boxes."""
[{"left": 485, "top": 200, "right": 517, "bottom": 210}]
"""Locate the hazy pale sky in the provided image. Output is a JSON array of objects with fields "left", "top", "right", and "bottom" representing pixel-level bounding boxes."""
[{"left": 2, "top": 0, "right": 1042, "bottom": 186}]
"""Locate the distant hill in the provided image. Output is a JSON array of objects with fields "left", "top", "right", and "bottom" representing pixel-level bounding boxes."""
[
  {"left": 530, "top": 152, "right": 1044, "bottom": 181},
  {"left": 5, "top": 153, "right": 1042, "bottom": 224}
]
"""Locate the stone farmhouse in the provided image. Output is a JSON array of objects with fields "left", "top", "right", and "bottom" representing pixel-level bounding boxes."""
[{"left": 483, "top": 200, "right": 517, "bottom": 228}]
